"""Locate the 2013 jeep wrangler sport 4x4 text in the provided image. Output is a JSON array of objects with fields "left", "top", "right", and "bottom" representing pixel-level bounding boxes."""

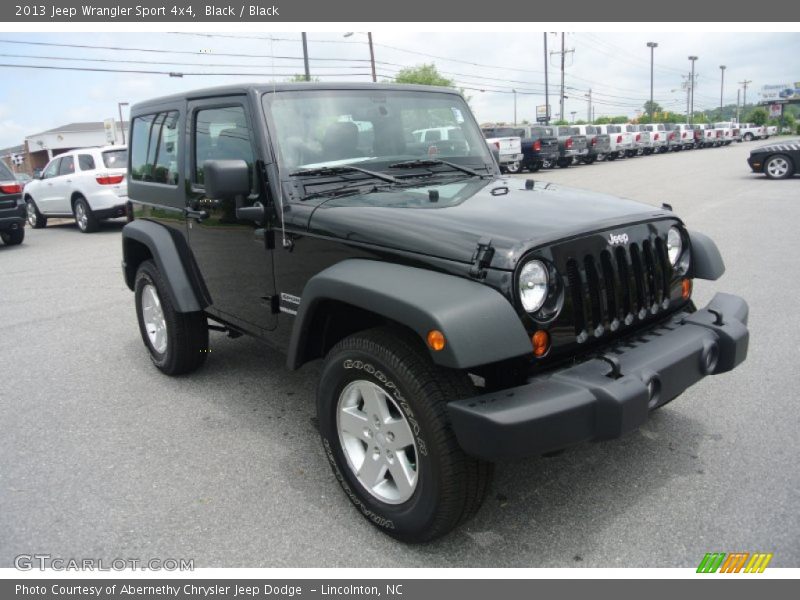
[{"left": 121, "top": 83, "right": 749, "bottom": 542}]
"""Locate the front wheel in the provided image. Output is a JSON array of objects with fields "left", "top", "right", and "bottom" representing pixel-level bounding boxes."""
[
  {"left": 764, "top": 154, "right": 795, "bottom": 179},
  {"left": 317, "top": 327, "right": 492, "bottom": 543},
  {"left": 0, "top": 227, "right": 24, "bottom": 246},
  {"left": 134, "top": 260, "right": 209, "bottom": 375}
]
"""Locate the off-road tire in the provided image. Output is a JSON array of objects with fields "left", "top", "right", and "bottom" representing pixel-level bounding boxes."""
[
  {"left": 1, "top": 227, "right": 24, "bottom": 246},
  {"left": 317, "top": 326, "right": 492, "bottom": 543},
  {"left": 134, "top": 260, "right": 209, "bottom": 375}
]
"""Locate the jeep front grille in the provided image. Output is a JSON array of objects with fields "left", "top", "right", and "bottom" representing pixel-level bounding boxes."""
[{"left": 565, "top": 238, "right": 673, "bottom": 343}]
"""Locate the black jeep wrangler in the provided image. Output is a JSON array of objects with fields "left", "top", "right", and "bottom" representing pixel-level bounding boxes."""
[{"left": 121, "top": 83, "right": 749, "bottom": 542}]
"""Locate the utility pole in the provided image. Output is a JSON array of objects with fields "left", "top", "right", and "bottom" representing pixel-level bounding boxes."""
[
  {"left": 739, "top": 79, "right": 752, "bottom": 114},
  {"left": 550, "top": 33, "right": 574, "bottom": 124},
  {"left": 301, "top": 32, "right": 310, "bottom": 81},
  {"left": 587, "top": 89, "right": 592, "bottom": 123},
  {"left": 513, "top": 89, "right": 517, "bottom": 125},
  {"left": 543, "top": 33, "right": 549, "bottom": 124},
  {"left": 117, "top": 101, "right": 129, "bottom": 145},
  {"left": 688, "top": 56, "right": 698, "bottom": 124},
  {"left": 647, "top": 42, "right": 658, "bottom": 119},
  {"left": 367, "top": 32, "right": 376, "bottom": 82},
  {"left": 719, "top": 65, "right": 726, "bottom": 119},
  {"left": 737, "top": 88, "right": 741, "bottom": 122}
]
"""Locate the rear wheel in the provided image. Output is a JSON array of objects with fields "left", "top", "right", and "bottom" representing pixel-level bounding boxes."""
[
  {"left": 582, "top": 155, "right": 596, "bottom": 164},
  {"left": 505, "top": 160, "right": 522, "bottom": 174},
  {"left": 25, "top": 198, "right": 47, "bottom": 229},
  {"left": 744, "top": 133, "right": 754, "bottom": 141},
  {"left": 134, "top": 260, "right": 209, "bottom": 375},
  {"left": 764, "top": 154, "right": 795, "bottom": 179},
  {"left": 317, "top": 327, "right": 492, "bottom": 543},
  {"left": 0, "top": 227, "right": 24, "bottom": 246},
  {"left": 73, "top": 196, "right": 99, "bottom": 233}
]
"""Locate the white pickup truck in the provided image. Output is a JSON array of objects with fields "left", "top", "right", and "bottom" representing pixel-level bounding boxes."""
[
  {"left": 595, "top": 124, "right": 634, "bottom": 160},
  {"left": 712, "top": 122, "right": 736, "bottom": 145},
  {"left": 737, "top": 123, "right": 766, "bottom": 142},
  {"left": 481, "top": 127, "right": 524, "bottom": 172},
  {"left": 642, "top": 124, "right": 670, "bottom": 153}
]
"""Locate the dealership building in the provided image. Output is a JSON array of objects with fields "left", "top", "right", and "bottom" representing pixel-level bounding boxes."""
[{"left": 0, "top": 120, "right": 128, "bottom": 175}]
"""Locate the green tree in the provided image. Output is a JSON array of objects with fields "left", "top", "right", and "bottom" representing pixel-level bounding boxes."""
[
  {"left": 552, "top": 119, "right": 569, "bottom": 126},
  {"left": 393, "top": 64, "right": 455, "bottom": 87},
  {"left": 285, "top": 74, "right": 320, "bottom": 82},
  {"left": 747, "top": 107, "right": 769, "bottom": 126},
  {"left": 644, "top": 100, "right": 663, "bottom": 118}
]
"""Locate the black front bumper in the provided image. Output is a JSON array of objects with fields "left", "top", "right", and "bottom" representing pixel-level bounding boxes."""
[
  {"left": 448, "top": 293, "right": 749, "bottom": 461},
  {"left": 747, "top": 155, "right": 764, "bottom": 172},
  {"left": 0, "top": 202, "right": 26, "bottom": 231}
]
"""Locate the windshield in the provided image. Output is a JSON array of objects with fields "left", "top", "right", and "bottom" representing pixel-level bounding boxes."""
[{"left": 262, "top": 89, "right": 492, "bottom": 172}]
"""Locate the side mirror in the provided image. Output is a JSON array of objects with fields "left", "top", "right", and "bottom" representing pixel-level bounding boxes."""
[
  {"left": 203, "top": 159, "right": 264, "bottom": 223},
  {"left": 203, "top": 159, "right": 250, "bottom": 199}
]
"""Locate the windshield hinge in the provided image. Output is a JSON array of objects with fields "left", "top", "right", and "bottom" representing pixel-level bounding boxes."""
[{"left": 469, "top": 237, "right": 495, "bottom": 279}]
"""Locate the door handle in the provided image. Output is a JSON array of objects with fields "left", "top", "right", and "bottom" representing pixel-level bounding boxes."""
[{"left": 184, "top": 208, "right": 209, "bottom": 221}]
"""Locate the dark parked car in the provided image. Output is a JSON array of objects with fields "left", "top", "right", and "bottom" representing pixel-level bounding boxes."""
[
  {"left": 121, "top": 83, "right": 749, "bottom": 543},
  {"left": 496, "top": 125, "right": 560, "bottom": 173},
  {"left": 0, "top": 160, "right": 25, "bottom": 246},
  {"left": 747, "top": 139, "right": 800, "bottom": 179},
  {"left": 554, "top": 126, "right": 589, "bottom": 168}
]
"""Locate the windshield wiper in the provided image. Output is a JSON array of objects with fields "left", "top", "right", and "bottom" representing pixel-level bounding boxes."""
[
  {"left": 290, "top": 164, "right": 400, "bottom": 184},
  {"left": 387, "top": 159, "right": 487, "bottom": 178}
]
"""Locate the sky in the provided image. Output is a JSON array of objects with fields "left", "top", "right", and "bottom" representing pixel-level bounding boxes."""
[{"left": 0, "top": 31, "right": 798, "bottom": 149}]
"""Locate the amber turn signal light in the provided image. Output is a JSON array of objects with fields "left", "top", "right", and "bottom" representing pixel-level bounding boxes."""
[
  {"left": 532, "top": 330, "right": 550, "bottom": 357},
  {"left": 426, "top": 330, "right": 446, "bottom": 351},
  {"left": 681, "top": 278, "right": 693, "bottom": 300}
]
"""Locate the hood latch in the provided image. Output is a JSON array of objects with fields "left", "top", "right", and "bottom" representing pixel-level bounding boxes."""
[{"left": 470, "top": 237, "right": 495, "bottom": 279}]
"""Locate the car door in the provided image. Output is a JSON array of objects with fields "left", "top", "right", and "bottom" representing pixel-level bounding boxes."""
[
  {"left": 35, "top": 157, "right": 62, "bottom": 213},
  {"left": 50, "top": 154, "right": 76, "bottom": 213},
  {"left": 186, "top": 97, "right": 277, "bottom": 334}
]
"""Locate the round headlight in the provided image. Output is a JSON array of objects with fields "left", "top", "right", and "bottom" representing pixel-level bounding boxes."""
[
  {"left": 519, "top": 260, "right": 549, "bottom": 312},
  {"left": 667, "top": 226, "right": 683, "bottom": 266}
]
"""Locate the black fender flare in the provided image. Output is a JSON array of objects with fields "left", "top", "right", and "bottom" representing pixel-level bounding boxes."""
[
  {"left": 121, "top": 220, "right": 205, "bottom": 313},
  {"left": 688, "top": 230, "right": 726, "bottom": 281},
  {"left": 287, "top": 260, "right": 533, "bottom": 370}
]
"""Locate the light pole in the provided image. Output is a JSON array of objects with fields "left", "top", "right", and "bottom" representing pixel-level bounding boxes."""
[
  {"left": 646, "top": 42, "right": 658, "bottom": 119},
  {"left": 543, "top": 33, "right": 549, "bottom": 125},
  {"left": 344, "top": 32, "right": 377, "bottom": 82},
  {"left": 117, "top": 102, "right": 129, "bottom": 145},
  {"left": 719, "top": 65, "right": 726, "bottom": 119},
  {"left": 688, "top": 55, "right": 698, "bottom": 125},
  {"left": 513, "top": 89, "right": 517, "bottom": 124},
  {"left": 301, "top": 32, "right": 310, "bottom": 81}
]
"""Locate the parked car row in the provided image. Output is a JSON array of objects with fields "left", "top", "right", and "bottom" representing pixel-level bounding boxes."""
[{"left": 481, "top": 121, "right": 774, "bottom": 173}]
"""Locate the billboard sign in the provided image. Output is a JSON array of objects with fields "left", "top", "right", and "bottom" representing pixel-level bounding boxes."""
[
  {"left": 536, "top": 104, "right": 551, "bottom": 123},
  {"left": 103, "top": 118, "right": 117, "bottom": 144},
  {"left": 768, "top": 103, "right": 783, "bottom": 119},
  {"left": 760, "top": 83, "right": 800, "bottom": 102}
]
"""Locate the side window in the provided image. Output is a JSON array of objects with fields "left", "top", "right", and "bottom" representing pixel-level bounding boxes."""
[
  {"left": 78, "top": 154, "right": 95, "bottom": 171},
  {"left": 130, "top": 110, "right": 180, "bottom": 185},
  {"left": 194, "top": 105, "right": 255, "bottom": 188},
  {"left": 42, "top": 158, "right": 61, "bottom": 179},
  {"left": 58, "top": 155, "right": 75, "bottom": 176}
]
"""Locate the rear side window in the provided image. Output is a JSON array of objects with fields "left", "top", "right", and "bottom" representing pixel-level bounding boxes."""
[
  {"left": 130, "top": 111, "right": 180, "bottom": 185},
  {"left": 78, "top": 154, "right": 95, "bottom": 171},
  {"left": 58, "top": 155, "right": 75, "bottom": 176},
  {"left": 194, "top": 105, "right": 255, "bottom": 188},
  {"left": 0, "top": 160, "right": 14, "bottom": 181},
  {"left": 102, "top": 149, "right": 128, "bottom": 169}
]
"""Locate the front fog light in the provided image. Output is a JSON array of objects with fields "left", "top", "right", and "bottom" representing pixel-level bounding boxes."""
[
  {"left": 667, "top": 226, "right": 683, "bottom": 265},
  {"left": 519, "top": 260, "right": 549, "bottom": 312}
]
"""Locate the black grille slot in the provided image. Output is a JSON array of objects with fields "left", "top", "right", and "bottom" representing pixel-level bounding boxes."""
[
  {"left": 629, "top": 243, "right": 647, "bottom": 313},
  {"left": 583, "top": 256, "right": 603, "bottom": 330},
  {"left": 566, "top": 259, "right": 586, "bottom": 336},
  {"left": 642, "top": 240, "right": 658, "bottom": 306},
  {"left": 654, "top": 237, "right": 672, "bottom": 302},
  {"left": 600, "top": 250, "right": 618, "bottom": 324},
  {"left": 614, "top": 245, "right": 632, "bottom": 318}
]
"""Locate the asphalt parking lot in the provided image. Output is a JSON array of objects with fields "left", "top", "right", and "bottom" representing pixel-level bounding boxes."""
[{"left": 1, "top": 141, "right": 798, "bottom": 568}]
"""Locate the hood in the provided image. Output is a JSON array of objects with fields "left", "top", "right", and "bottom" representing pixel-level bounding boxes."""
[{"left": 307, "top": 177, "right": 672, "bottom": 270}]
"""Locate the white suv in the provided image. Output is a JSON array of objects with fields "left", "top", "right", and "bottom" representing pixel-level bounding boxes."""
[{"left": 24, "top": 145, "right": 128, "bottom": 233}]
